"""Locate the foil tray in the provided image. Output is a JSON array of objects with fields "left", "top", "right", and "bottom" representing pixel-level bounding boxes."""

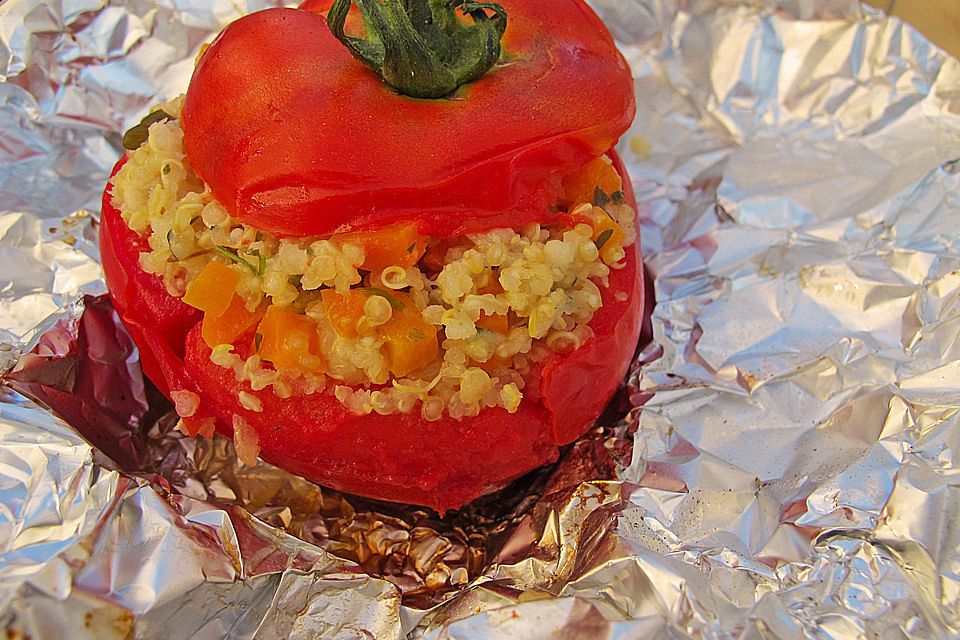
[{"left": 1, "top": 0, "right": 959, "bottom": 637}]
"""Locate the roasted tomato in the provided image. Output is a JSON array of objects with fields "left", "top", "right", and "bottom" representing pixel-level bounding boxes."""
[{"left": 100, "top": 0, "right": 643, "bottom": 512}]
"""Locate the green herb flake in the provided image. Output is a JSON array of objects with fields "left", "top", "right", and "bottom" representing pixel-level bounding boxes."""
[
  {"left": 406, "top": 242, "right": 417, "bottom": 253},
  {"left": 122, "top": 109, "right": 175, "bottom": 151},
  {"left": 253, "top": 250, "right": 266, "bottom": 276},
  {"left": 166, "top": 229, "right": 178, "bottom": 260},
  {"left": 595, "top": 228, "right": 614, "bottom": 252},
  {"left": 407, "top": 328, "right": 426, "bottom": 342},
  {"left": 254, "top": 333, "right": 263, "bottom": 351},
  {"left": 162, "top": 164, "right": 171, "bottom": 175},
  {"left": 362, "top": 288, "right": 405, "bottom": 310},
  {"left": 215, "top": 245, "right": 257, "bottom": 274},
  {"left": 611, "top": 190, "right": 626, "bottom": 205},
  {"left": 593, "top": 186, "right": 612, "bottom": 208}
]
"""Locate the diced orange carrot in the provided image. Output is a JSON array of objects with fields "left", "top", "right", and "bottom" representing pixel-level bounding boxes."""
[
  {"left": 561, "top": 157, "right": 623, "bottom": 207},
  {"left": 323, "top": 288, "right": 437, "bottom": 375},
  {"left": 379, "top": 296, "right": 439, "bottom": 377},
  {"left": 476, "top": 311, "right": 508, "bottom": 334},
  {"left": 334, "top": 221, "right": 426, "bottom": 273},
  {"left": 320, "top": 288, "right": 369, "bottom": 339},
  {"left": 201, "top": 294, "right": 265, "bottom": 349},
  {"left": 562, "top": 205, "right": 625, "bottom": 250},
  {"left": 256, "top": 305, "right": 324, "bottom": 373},
  {"left": 182, "top": 260, "right": 243, "bottom": 316},
  {"left": 590, "top": 206, "right": 625, "bottom": 250}
]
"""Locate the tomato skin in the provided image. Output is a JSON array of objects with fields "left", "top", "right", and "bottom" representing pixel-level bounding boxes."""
[
  {"left": 99, "top": 158, "right": 201, "bottom": 390},
  {"left": 100, "top": 150, "right": 643, "bottom": 511},
  {"left": 183, "top": 324, "right": 558, "bottom": 510},
  {"left": 540, "top": 151, "right": 643, "bottom": 445},
  {"left": 180, "top": 2, "right": 635, "bottom": 239}
]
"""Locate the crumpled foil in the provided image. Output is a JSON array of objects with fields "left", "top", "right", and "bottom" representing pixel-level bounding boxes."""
[{"left": 2, "top": 0, "right": 959, "bottom": 637}]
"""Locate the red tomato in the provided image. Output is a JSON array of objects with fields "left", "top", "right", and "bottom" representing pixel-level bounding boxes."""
[
  {"left": 102, "top": 0, "right": 643, "bottom": 511},
  {"left": 180, "top": 1, "right": 635, "bottom": 238},
  {"left": 99, "top": 153, "right": 643, "bottom": 511}
]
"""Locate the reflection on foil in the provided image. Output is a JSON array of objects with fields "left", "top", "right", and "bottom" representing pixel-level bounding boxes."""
[{"left": 2, "top": 0, "right": 960, "bottom": 637}]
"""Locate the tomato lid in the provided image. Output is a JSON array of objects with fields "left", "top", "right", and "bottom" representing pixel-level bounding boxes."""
[{"left": 181, "top": 0, "right": 635, "bottom": 238}]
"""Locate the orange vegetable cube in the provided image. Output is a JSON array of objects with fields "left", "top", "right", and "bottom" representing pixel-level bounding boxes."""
[
  {"left": 320, "top": 288, "right": 369, "bottom": 339},
  {"left": 322, "top": 288, "right": 437, "bottom": 376},
  {"left": 591, "top": 207, "right": 625, "bottom": 251},
  {"left": 201, "top": 294, "right": 265, "bottom": 349},
  {"left": 182, "top": 260, "right": 243, "bottom": 317},
  {"left": 561, "top": 157, "right": 623, "bottom": 207},
  {"left": 256, "top": 305, "right": 324, "bottom": 373},
  {"left": 380, "top": 301, "right": 439, "bottom": 378},
  {"left": 334, "top": 221, "right": 426, "bottom": 273},
  {"left": 476, "top": 311, "right": 508, "bottom": 334},
  {"left": 562, "top": 205, "right": 624, "bottom": 250}
]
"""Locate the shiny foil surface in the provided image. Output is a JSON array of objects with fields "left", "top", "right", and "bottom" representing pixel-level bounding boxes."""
[{"left": 2, "top": 0, "right": 960, "bottom": 637}]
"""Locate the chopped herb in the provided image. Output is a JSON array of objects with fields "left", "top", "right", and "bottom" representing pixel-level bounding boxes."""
[
  {"left": 254, "top": 333, "right": 263, "bottom": 351},
  {"left": 122, "top": 109, "right": 175, "bottom": 150},
  {"left": 593, "top": 186, "right": 611, "bottom": 208},
  {"left": 252, "top": 250, "right": 266, "bottom": 276},
  {"left": 215, "top": 245, "right": 257, "bottom": 274},
  {"left": 363, "top": 288, "right": 405, "bottom": 310},
  {"left": 595, "top": 228, "right": 614, "bottom": 251},
  {"left": 166, "top": 229, "right": 178, "bottom": 260},
  {"left": 407, "top": 328, "right": 426, "bottom": 342},
  {"left": 162, "top": 164, "right": 171, "bottom": 175},
  {"left": 611, "top": 190, "right": 626, "bottom": 205},
  {"left": 406, "top": 242, "right": 416, "bottom": 253}
]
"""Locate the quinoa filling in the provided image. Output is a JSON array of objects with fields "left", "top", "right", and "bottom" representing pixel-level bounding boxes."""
[{"left": 110, "top": 97, "right": 637, "bottom": 421}]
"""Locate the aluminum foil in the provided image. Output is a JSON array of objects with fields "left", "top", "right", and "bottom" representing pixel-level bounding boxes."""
[{"left": 2, "top": 0, "right": 960, "bottom": 637}]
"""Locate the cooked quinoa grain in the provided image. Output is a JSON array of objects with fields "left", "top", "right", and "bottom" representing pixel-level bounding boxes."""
[{"left": 110, "top": 98, "right": 637, "bottom": 419}]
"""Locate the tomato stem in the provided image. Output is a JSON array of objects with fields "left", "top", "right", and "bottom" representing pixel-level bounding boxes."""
[{"left": 327, "top": 0, "right": 506, "bottom": 99}]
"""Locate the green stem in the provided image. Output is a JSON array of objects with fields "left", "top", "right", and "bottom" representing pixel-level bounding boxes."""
[{"left": 327, "top": 0, "right": 507, "bottom": 98}]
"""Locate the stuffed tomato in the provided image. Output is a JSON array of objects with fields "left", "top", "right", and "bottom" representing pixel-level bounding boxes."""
[{"left": 100, "top": 0, "right": 642, "bottom": 511}]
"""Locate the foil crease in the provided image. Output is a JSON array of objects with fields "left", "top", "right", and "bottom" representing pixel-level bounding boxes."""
[{"left": 2, "top": 0, "right": 960, "bottom": 637}]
